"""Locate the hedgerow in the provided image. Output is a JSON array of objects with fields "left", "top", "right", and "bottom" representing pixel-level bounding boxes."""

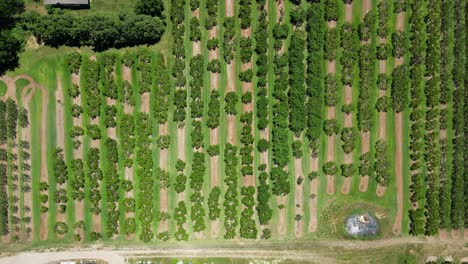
[
  {"left": 0, "top": 100, "right": 7, "bottom": 234},
  {"left": 190, "top": 152, "right": 206, "bottom": 232},
  {"left": 289, "top": 30, "right": 307, "bottom": 135},
  {"left": 104, "top": 138, "right": 120, "bottom": 237},
  {"left": 450, "top": 0, "right": 465, "bottom": 230},
  {"left": 374, "top": 140, "right": 389, "bottom": 186},
  {"left": 340, "top": 23, "right": 358, "bottom": 86},
  {"left": 223, "top": 144, "right": 239, "bottom": 239},
  {"left": 424, "top": 0, "right": 441, "bottom": 236},
  {"left": 306, "top": 2, "right": 325, "bottom": 151},
  {"left": 86, "top": 148, "right": 102, "bottom": 217},
  {"left": 408, "top": 0, "right": 426, "bottom": 235},
  {"left": 135, "top": 113, "right": 154, "bottom": 242},
  {"left": 255, "top": 10, "right": 269, "bottom": 131},
  {"left": 82, "top": 57, "right": 101, "bottom": 119}
]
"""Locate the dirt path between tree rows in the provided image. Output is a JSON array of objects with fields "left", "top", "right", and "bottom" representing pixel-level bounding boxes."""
[
  {"left": 21, "top": 85, "right": 35, "bottom": 241},
  {"left": 208, "top": 25, "right": 220, "bottom": 238},
  {"left": 55, "top": 75, "right": 67, "bottom": 237},
  {"left": 392, "top": 11, "right": 406, "bottom": 235},
  {"left": 341, "top": 85, "right": 353, "bottom": 195},
  {"left": 71, "top": 72, "right": 85, "bottom": 241},
  {"left": 294, "top": 136, "right": 304, "bottom": 238}
]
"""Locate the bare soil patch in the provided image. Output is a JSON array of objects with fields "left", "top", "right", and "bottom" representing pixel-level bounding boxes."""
[
  {"left": 376, "top": 185, "right": 386, "bottom": 197},
  {"left": 55, "top": 76, "right": 67, "bottom": 227},
  {"left": 21, "top": 86, "right": 35, "bottom": 241},
  {"left": 326, "top": 175, "right": 335, "bottom": 195},
  {"left": 141, "top": 92, "right": 150, "bottom": 113},
  {"left": 276, "top": 0, "right": 284, "bottom": 23},
  {"left": 276, "top": 196, "right": 286, "bottom": 235},
  {"left": 225, "top": 0, "right": 234, "bottom": 17},
  {"left": 345, "top": 4, "right": 353, "bottom": 22},
  {"left": 362, "top": 0, "right": 372, "bottom": 14},
  {"left": 293, "top": 136, "right": 303, "bottom": 237}
]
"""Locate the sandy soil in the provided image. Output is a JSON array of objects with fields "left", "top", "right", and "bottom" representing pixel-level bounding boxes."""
[
  {"left": 326, "top": 61, "right": 335, "bottom": 74},
  {"left": 294, "top": 138, "right": 303, "bottom": 238},
  {"left": 392, "top": 12, "right": 406, "bottom": 234},
  {"left": 362, "top": 0, "right": 371, "bottom": 14},
  {"left": 376, "top": 185, "right": 386, "bottom": 197},
  {"left": 141, "top": 92, "right": 150, "bottom": 113},
  {"left": 177, "top": 127, "right": 186, "bottom": 161},
  {"left": 225, "top": 0, "right": 234, "bottom": 17},
  {"left": 276, "top": 0, "right": 284, "bottom": 22},
  {"left": 392, "top": 113, "right": 403, "bottom": 234},
  {"left": 326, "top": 175, "right": 335, "bottom": 195},
  {"left": 345, "top": 4, "right": 353, "bottom": 22},
  {"left": 378, "top": 112, "right": 387, "bottom": 140},
  {"left": 122, "top": 66, "right": 132, "bottom": 83},
  {"left": 192, "top": 9, "right": 201, "bottom": 56},
  {"left": 276, "top": 196, "right": 286, "bottom": 235},
  {"left": 21, "top": 86, "right": 35, "bottom": 241},
  {"left": 341, "top": 177, "right": 351, "bottom": 195},
  {"left": 379, "top": 60, "right": 387, "bottom": 73}
]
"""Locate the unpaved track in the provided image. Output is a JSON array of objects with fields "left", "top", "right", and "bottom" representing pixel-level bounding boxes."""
[
  {"left": 308, "top": 155, "right": 318, "bottom": 232},
  {"left": 208, "top": 23, "right": 220, "bottom": 235},
  {"left": 275, "top": 0, "right": 288, "bottom": 236},
  {"left": 21, "top": 85, "right": 35, "bottom": 241},
  {"left": 325, "top": 16, "right": 337, "bottom": 195},
  {"left": 90, "top": 117, "right": 101, "bottom": 235},
  {"left": 158, "top": 123, "right": 169, "bottom": 233},
  {"left": 55, "top": 76, "right": 67, "bottom": 233},
  {"left": 392, "top": 11, "right": 405, "bottom": 235},
  {"left": 71, "top": 72, "right": 85, "bottom": 241},
  {"left": 294, "top": 137, "right": 303, "bottom": 238},
  {"left": 341, "top": 85, "right": 353, "bottom": 195},
  {"left": 2, "top": 237, "right": 465, "bottom": 264}
]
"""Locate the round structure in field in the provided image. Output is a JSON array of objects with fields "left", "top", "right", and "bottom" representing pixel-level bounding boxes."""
[{"left": 345, "top": 213, "right": 379, "bottom": 237}]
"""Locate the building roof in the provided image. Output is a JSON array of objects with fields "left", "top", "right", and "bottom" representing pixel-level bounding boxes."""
[{"left": 44, "top": 0, "right": 89, "bottom": 5}]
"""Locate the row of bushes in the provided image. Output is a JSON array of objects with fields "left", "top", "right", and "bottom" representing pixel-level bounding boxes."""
[
  {"left": 153, "top": 53, "right": 171, "bottom": 125},
  {"left": 53, "top": 148, "right": 68, "bottom": 219},
  {"left": 438, "top": 0, "right": 455, "bottom": 230},
  {"left": 0, "top": 100, "right": 8, "bottom": 235},
  {"left": 407, "top": 0, "right": 426, "bottom": 235},
  {"left": 306, "top": 2, "right": 325, "bottom": 152},
  {"left": 190, "top": 152, "right": 206, "bottom": 233},
  {"left": 223, "top": 144, "right": 239, "bottom": 239},
  {"left": 105, "top": 137, "right": 120, "bottom": 238},
  {"left": 255, "top": 10, "right": 269, "bottom": 131},
  {"left": 174, "top": 201, "right": 188, "bottom": 241},
  {"left": 135, "top": 113, "right": 154, "bottom": 242},
  {"left": 171, "top": 0, "right": 187, "bottom": 126},
  {"left": 289, "top": 30, "right": 307, "bottom": 135},
  {"left": 271, "top": 22, "right": 290, "bottom": 196},
  {"left": 255, "top": 2, "right": 272, "bottom": 235},
  {"left": 358, "top": 11, "right": 375, "bottom": 133},
  {"left": 223, "top": 17, "right": 236, "bottom": 63},
  {"left": 450, "top": 0, "right": 466, "bottom": 230},
  {"left": 86, "top": 148, "right": 102, "bottom": 216},
  {"left": 424, "top": 0, "right": 441, "bottom": 236},
  {"left": 25, "top": 10, "right": 164, "bottom": 51},
  {"left": 240, "top": 186, "right": 257, "bottom": 238},
  {"left": 239, "top": 0, "right": 252, "bottom": 29},
  {"left": 340, "top": 23, "right": 358, "bottom": 86},
  {"left": 82, "top": 57, "right": 101, "bottom": 119}
]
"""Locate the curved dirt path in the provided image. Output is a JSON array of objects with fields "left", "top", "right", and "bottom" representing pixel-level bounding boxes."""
[
  {"left": 392, "top": 11, "right": 406, "bottom": 235},
  {"left": 11, "top": 75, "right": 49, "bottom": 241}
]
